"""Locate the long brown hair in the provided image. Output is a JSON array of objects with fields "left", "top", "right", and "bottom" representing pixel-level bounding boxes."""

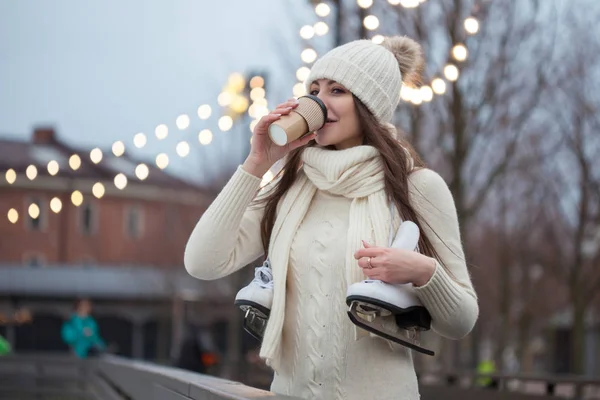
[{"left": 253, "top": 97, "right": 448, "bottom": 271}]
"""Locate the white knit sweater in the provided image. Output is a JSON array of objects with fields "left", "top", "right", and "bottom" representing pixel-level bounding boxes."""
[{"left": 185, "top": 151, "right": 478, "bottom": 400}]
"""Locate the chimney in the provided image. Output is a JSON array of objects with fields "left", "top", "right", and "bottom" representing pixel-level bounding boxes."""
[{"left": 32, "top": 126, "right": 57, "bottom": 145}]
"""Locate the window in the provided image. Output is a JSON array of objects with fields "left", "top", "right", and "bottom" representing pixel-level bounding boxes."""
[
  {"left": 23, "top": 253, "right": 45, "bottom": 268},
  {"left": 125, "top": 205, "right": 144, "bottom": 239},
  {"left": 25, "top": 198, "right": 45, "bottom": 231},
  {"left": 80, "top": 203, "right": 97, "bottom": 235}
]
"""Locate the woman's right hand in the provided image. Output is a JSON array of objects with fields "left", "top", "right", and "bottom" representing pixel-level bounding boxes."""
[{"left": 242, "top": 98, "right": 316, "bottom": 178}]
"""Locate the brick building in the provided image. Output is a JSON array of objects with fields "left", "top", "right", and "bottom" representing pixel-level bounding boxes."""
[
  {"left": 0, "top": 127, "right": 211, "bottom": 267},
  {"left": 0, "top": 127, "right": 257, "bottom": 370}
]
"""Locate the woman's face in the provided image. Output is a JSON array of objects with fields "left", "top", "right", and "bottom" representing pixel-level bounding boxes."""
[{"left": 308, "top": 79, "right": 363, "bottom": 150}]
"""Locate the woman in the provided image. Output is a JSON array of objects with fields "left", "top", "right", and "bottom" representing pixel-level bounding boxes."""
[{"left": 185, "top": 36, "right": 478, "bottom": 400}]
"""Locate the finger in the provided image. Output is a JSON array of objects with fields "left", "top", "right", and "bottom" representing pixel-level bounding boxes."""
[
  {"left": 254, "top": 113, "right": 282, "bottom": 134},
  {"left": 361, "top": 240, "right": 374, "bottom": 248},
  {"left": 272, "top": 106, "right": 294, "bottom": 115},
  {"left": 358, "top": 256, "right": 382, "bottom": 269},
  {"left": 354, "top": 247, "right": 385, "bottom": 260},
  {"left": 357, "top": 257, "right": 369, "bottom": 269},
  {"left": 275, "top": 98, "right": 299, "bottom": 110},
  {"left": 363, "top": 267, "right": 385, "bottom": 280}
]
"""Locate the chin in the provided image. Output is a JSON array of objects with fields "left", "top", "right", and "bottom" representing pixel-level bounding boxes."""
[{"left": 315, "top": 127, "right": 339, "bottom": 147}]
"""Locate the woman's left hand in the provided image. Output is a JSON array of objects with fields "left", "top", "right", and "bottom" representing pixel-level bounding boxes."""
[{"left": 353, "top": 240, "right": 436, "bottom": 287}]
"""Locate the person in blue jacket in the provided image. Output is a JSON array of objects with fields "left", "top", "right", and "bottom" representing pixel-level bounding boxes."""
[{"left": 61, "top": 298, "right": 106, "bottom": 358}]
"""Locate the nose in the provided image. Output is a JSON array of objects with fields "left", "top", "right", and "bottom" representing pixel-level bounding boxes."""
[{"left": 315, "top": 92, "right": 331, "bottom": 113}]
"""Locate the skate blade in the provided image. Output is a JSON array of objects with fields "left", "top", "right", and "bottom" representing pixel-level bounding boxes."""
[
  {"left": 353, "top": 300, "right": 393, "bottom": 317},
  {"left": 240, "top": 307, "right": 268, "bottom": 341},
  {"left": 234, "top": 300, "right": 270, "bottom": 318},
  {"left": 347, "top": 303, "right": 435, "bottom": 356}
]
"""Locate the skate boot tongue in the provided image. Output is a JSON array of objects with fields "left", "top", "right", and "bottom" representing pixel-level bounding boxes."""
[{"left": 259, "top": 271, "right": 271, "bottom": 284}]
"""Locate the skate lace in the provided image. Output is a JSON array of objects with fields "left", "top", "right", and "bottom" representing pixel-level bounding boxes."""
[{"left": 253, "top": 261, "right": 273, "bottom": 289}]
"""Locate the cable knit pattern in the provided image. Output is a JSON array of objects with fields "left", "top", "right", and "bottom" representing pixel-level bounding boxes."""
[{"left": 184, "top": 146, "right": 479, "bottom": 400}]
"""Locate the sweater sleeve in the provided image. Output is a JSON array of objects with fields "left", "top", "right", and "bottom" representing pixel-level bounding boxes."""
[
  {"left": 184, "top": 166, "right": 266, "bottom": 280},
  {"left": 408, "top": 168, "right": 479, "bottom": 340}
]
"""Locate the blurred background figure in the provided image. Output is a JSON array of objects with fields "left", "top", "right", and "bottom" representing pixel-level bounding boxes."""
[
  {"left": 0, "top": 308, "right": 33, "bottom": 356},
  {"left": 174, "top": 323, "right": 220, "bottom": 374},
  {"left": 61, "top": 299, "right": 106, "bottom": 358}
]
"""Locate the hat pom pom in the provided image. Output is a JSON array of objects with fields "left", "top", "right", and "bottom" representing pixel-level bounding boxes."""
[{"left": 381, "top": 36, "right": 424, "bottom": 86}]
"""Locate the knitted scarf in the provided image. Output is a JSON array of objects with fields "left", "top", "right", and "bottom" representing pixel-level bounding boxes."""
[{"left": 259, "top": 145, "right": 401, "bottom": 371}]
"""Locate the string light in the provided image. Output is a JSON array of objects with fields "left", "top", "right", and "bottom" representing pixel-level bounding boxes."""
[
  {"left": 452, "top": 44, "right": 468, "bottom": 62},
  {"left": 114, "top": 173, "right": 127, "bottom": 190},
  {"left": 47, "top": 160, "right": 59, "bottom": 176},
  {"left": 26, "top": 165, "right": 37, "bottom": 180},
  {"left": 218, "top": 116, "right": 233, "bottom": 132},
  {"left": 315, "top": 3, "right": 331, "bottom": 17},
  {"left": 156, "top": 153, "right": 169, "bottom": 170},
  {"left": 293, "top": 83, "right": 307, "bottom": 97},
  {"left": 176, "top": 141, "right": 190, "bottom": 157},
  {"left": 298, "top": 0, "right": 481, "bottom": 107},
  {"left": 92, "top": 183, "right": 105, "bottom": 199},
  {"left": 301, "top": 49, "right": 318, "bottom": 63},
  {"left": 444, "top": 64, "right": 459, "bottom": 81},
  {"left": 133, "top": 133, "right": 147, "bottom": 149},
  {"left": 28, "top": 203, "right": 40, "bottom": 219},
  {"left": 300, "top": 25, "right": 315, "bottom": 39},
  {"left": 155, "top": 124, "right": 168, "bottom": 140},
  {"left": 112, "top": 141, "right": 125, "bottom": 157},
  {"left": 2, "top": 72, "right": 263, "bottom": 220},
  {"left": 314, "top": 21, "right": 329, "bottom": 36},
  {"left": 135, "top": 164, "right": 149, "bottom": 180},
  {"left": 69, "top": 154, "right": 81, "bottom": 170},
  {"left": 5, "top": 169, "right": 16, "bottom": 184},
  {"left": 7, "top": 208, "right": 18, "bottom": 224},
  {"left": 50, "top": 197, "right": 62, "bottom": 213},
  {"left": 197, "top": 105, "right": 212, "bottom": 120},
  {"left": 249, "top": 76, "right": 264, "bottom": 89},
  {"left": 250, "top": 87, "right": 266, "bottom": 101},
  {"left": 296, "top": 67, "right": 311, "bottom": 82},
  {"left": 372, "top": 35, "right": 385, "bottom": 44},
  {"left": 90, "top": 148, "right": 103, "bottom": 164},
  {"left": 432, "top": 78, "right": 447, "bottom": 94},
  {"left": 198, "top": 129, "right": 213, "bottom": 145},
  {"left": 176, "top": 114, "right": 190, "bottom": 130},
  {"left": 363, "top": 15, "right": 380, "bottom": 30},
  {"left": 464, "top": 17, "right": 479, "bottom": 34},
  {"left": 420, "top": 86, "right": 434, "bottom": 102},
  {"left": 71, "top": 190, "right": 84, "bottom": 206}
]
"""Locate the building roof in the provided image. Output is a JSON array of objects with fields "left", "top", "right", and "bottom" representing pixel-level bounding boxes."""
[
  {"left": 0, "top": 265, "right": 234, "bottom": 301},
  {"left": 0, "top": 127, "right": 209, "bottom": 194}
]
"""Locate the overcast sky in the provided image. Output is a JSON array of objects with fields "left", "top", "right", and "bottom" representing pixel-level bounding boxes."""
[{"left": 0, "top": 0, "right": 324, "bottom": 181}]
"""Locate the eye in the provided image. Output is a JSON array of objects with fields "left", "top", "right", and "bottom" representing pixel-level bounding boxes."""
[
  {"left": 309, "top": 88, "right": 319, "bottom": 96},
  {"left": 332, "top": 87, "right": 345, "bottom": 94}
]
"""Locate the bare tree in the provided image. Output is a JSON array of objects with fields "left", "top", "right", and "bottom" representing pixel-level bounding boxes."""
[
  {"left": 534, "top": 9, "right": 600, "bottom": 373},
  {"left": 387, "top": 0, "right": 559, "bottom": 368}
]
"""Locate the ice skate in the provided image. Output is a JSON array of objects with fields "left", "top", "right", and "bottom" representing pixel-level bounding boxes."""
[
  {"left": 234, "top": 259, "right": 273, "bottom": 340},
  {"left": 346, "top": 221, "right": 435, "bottom": 356}
]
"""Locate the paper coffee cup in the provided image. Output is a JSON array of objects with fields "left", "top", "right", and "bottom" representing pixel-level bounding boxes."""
[{"left": 268, "top": 95, "right": 327, "bottom": 146}]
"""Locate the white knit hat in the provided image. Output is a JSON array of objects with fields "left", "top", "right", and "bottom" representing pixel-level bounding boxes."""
[{"left": 305, "top": 36, "right": 423, "bottom": 124}]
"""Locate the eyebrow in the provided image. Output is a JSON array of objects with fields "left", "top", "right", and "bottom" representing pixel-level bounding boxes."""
[{"left": 310, "top": 80, "right": 337, "bottom": 87}]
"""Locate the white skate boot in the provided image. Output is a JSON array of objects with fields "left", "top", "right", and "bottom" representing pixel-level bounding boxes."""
[
  {"left": 346, "top": 221, "right": 434, "bottom": 356},
  {"left": 234, "top": 259, "right": 273, "bottom": 340}
]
